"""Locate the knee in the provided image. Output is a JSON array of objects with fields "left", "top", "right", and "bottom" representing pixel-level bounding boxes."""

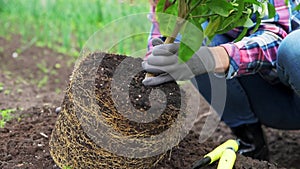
[
  {"left": 277, "top": 30, "right": 300, "bottom": 94},
  {"left": 277, "top": 30, "right": 300, "bottom": 66}
]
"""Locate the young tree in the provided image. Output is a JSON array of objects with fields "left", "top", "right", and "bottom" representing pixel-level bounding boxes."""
[{"left": 155, "top": 0, "right": 276, "bottom": 62}]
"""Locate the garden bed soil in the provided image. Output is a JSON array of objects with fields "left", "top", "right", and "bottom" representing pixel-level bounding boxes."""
[{"left": 0, "top": 36, "right": 300, "bottom": 169}]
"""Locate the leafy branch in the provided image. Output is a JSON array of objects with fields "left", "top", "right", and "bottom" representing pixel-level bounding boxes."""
[{"left": 156, "top": 0, "right": 276, "bottom": 62}]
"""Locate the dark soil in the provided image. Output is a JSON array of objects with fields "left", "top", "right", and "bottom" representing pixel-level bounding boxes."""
[
  {"left": 0, "top": 107, "right": 59, "bottom": 169},
  {"left": 93, "top": 53, "right": 183, "bottom": 136},
  {"left": 0, "top": 36, "right": 300, "bottom": 169}
]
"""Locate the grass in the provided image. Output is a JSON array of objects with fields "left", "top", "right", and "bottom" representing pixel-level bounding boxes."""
[
  {"left": 0, "top": 0, "right": 150, "bottom": 57},
  {"left": 0, "top": 0, "right": 152, "bottom": 114}
]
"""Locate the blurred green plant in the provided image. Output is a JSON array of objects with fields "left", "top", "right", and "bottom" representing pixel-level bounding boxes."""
[
  {"left": 63, "top": 166, "right": 72, "bottom": 169},
  {"left": 0, "top": 108, "right": 15, "bottom": 128},
  {"left": 0, "top": 0, "right": 149, "bottom": 57},
  {"left": 0, "top": 82, "right": 3, "bottom": 92},
  {"left": 38, "top": 76, "right": 49, "bottom": 88}
]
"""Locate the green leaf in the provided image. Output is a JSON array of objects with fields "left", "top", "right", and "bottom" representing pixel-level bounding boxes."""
[
  {"left": 234, "top": 27, "right": 248, "bottom": 42},
  {"left": 204, "top": 16, "right": 222, "bottom": 39},
  {"left": 267, "top": 2, "right": 276, "bottom": 18},
  {"left": 207, "top": 0, "right": 234, "bottom": 17},
  {"left": 234, "top": 14, "right": 249, "bottom": 28},
  {"left": 188, "top": 17, "right": 204, "bottom": 32},
  {"left": 178, "top": 42, "right": 194, "bottom": 62},
  {"left": 215, "top": 11, "right": 239, "bottom": 34},
  {"left": 244, "top": 0, "right": 261, "bottom": 6},
  {"left": 251, "top": 13, "right": 262, "bottom": 33},
  {"left": 189, "top": 3, "right": 210, "bottom": 23},
  {"left": 164, "top": 1, "right": 178, "bottom": 16},
  {"left": 256, "top": 1, "right": 270, "bottom": 19},
  {"left": 156, "top": 0, "right": 178, "bottom": 37},
  {"left": 244, "top": 18, "right": 254, "bottom": 27},
  {"left": 294, "top": 4, "right": 300, "bottom": 11},
  {"left": 156, "top": 0, "right": 165, "bottom": 13},
  {"left": 178, "top": 20, "right": 204, "bottom": 62},
  {"left": 218, "top": 0, "right": 245, "bottom": 32},
  {"left": 156, "top": 0, "right": 177, "bottom": 15},
  {"left": 235, "top": 0, "right": 246, "bottom": 19},
  {"left": 189, "top": 1, "right": 209, "bottom": 15},
  {"left": 156, "top": 12, "right": 178, "bottom": 37},
  {"left": 284, "top": 0, "right": 289, "bottom": 6}
]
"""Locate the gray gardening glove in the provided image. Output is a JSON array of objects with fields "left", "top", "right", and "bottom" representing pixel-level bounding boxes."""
[{"left": 142, "top": 38, "right": 215, "bottom": 86}]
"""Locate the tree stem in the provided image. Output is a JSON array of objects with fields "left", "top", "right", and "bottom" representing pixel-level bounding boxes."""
[{"left": 165, "top": 17, "right": 186, "bottom": 44}]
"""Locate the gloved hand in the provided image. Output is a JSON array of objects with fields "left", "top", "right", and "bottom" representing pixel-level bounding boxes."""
[{"left": 142, "top": 38, "right": 216, "bottom": 86}]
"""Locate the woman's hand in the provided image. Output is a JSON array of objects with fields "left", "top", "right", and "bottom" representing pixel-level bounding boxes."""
[{"left": 142, "top": 38, "right": 217, "bottom": 86}]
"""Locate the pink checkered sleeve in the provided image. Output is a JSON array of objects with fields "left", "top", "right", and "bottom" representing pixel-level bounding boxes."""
[{"left": 146, "top": 4, "right": 162, "bottom": 58}]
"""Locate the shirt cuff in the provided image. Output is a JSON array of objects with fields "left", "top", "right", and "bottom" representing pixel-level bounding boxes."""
[
  {"left": 220, "top": 43, "right": 240, "bottom": 79},
  {"left": 213, "top": 57, "right": 238, "bottom": 79},
  {"left": 225, "top": 59, "right": 238, "bottom": 79}
]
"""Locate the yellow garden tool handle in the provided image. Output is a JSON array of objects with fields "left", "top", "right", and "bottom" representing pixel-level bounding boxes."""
[
  {"left": 191, "top": 139, "right": 239, "bottom": 169},
  {"left": 217, "top": 148, "right": 237, "bottom": 169},
  {"left": 204, "top": 139, "right": 239, "bottom": 164}
]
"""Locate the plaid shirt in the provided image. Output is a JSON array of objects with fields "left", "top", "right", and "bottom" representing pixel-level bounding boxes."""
[{"left": 147, "top": 0, "right": 300, "bottom": 82}]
